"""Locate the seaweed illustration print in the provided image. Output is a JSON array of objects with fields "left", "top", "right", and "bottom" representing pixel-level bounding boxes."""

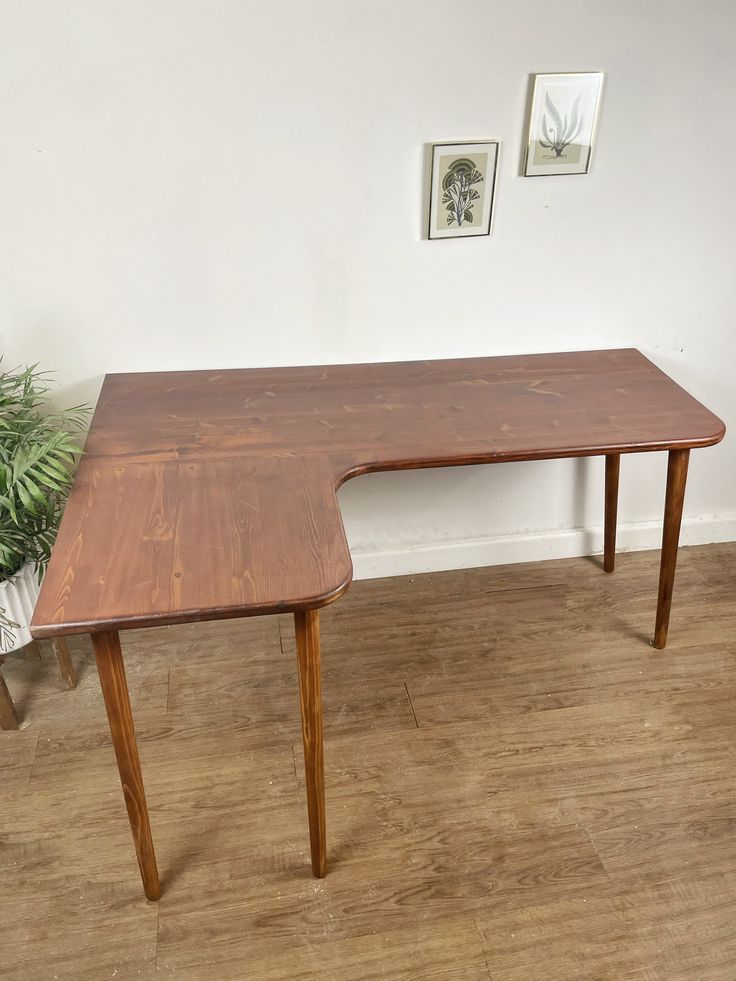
[
  {"left": 442, "top": 158, "right": 484, "bottom": 227},
  {"left": 539, "top": 91, "right": 583, "bottom": 158}
]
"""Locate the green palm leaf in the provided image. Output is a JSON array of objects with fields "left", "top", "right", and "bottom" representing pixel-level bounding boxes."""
[{"left": 0, "top": 361, "right": 91, "bottom": 579}]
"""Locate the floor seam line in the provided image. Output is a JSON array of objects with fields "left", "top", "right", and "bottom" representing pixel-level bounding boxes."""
[
  {"left": 404, "top": 681, "right": 420, "bottom": 728},
  {"left": 583, "top": 822, "right": 622, "bottom": 894},
  {"left": 472, "top": 915, "right": 495, "bottom": 981},
  {"left": 292, "top": 742, "right": 300, "bottom": 788},
  {"left": 21, "top": 728, "right": 43, "bottom": 791}
]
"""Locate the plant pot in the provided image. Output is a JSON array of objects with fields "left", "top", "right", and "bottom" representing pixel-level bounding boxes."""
[{"left": 0, "top": 563, "right": 41, "bottom": 654}]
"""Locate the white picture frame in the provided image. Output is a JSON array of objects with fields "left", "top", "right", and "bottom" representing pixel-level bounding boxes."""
[{"left": 522, "top": 72, "right": 604, "bottom": 177}]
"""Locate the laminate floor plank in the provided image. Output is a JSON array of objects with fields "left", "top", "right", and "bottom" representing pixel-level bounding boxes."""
[
  {"left": 157, "top": 916, "right": 492, "bottom": 980},
  {"left": 2, "top": 868, "right": 159, "bottom": 981},
  {"left": 2, "top": 542, "right": 735, "bottom": 980},
  {"left": 0, "top": 729, "right": 39, "bottom": 797},
  {"left": 405, "top": 643, "right": 734, "bottom": 722},
  {"left": 618, "top": 874, "right": 736, "bottom": 981},
  {"left": 476, "top": 892, "right": 646, "bottom": 981},
  {"left": 155, "top": 822, "right": 609, "bottom": 972},
  {"left": 590, "top": 807, "right": 736, "bottom": 891}
]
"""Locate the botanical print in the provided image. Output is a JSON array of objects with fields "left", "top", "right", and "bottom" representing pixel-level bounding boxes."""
[
  {"left": 523, "top": 73, "right": 603, "bottom": 177},
  {"left": 440, "top": 153, "right": 488, "bottom": 228},
  {"left": 538, "top": 92, "right": 583, "bottom": 160},
  {"left": 428, "top": 142, "right": 498, "bottom": 239}
]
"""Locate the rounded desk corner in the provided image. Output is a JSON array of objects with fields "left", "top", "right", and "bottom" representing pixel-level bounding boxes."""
[
  {"left": 305, "top": 558, "right": 354, "bottom": 613},
  {"left": 692, "top": 417, "right": 727, "bottom": 451},
  {"left": 711, "top": 418, "right": 727, "bottom": 446}
]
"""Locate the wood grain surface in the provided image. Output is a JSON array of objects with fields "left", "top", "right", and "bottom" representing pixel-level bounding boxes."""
[
  {"left": 0, "top": 654, "right": 19, "bottom": 729},
  {"left": 294, "top": 609, "right": 327, "bottom": 877},
  {"left": 31, "top": 349, "right": 724, "bottom": 638},
  {"left": 5, "top": 544, "right": 736, "bottom": 980},
  {"left": 604, "top": 453, "right": 620, "bottom": 573},
  {"left": 653, "top": 449, "right": 690, "bottom": 649},
  {"left": 92, "top": 630, "right": 161, "bottom": 900},
  {"left": 52, "top": 637, "right": 78, "bottom": 689}
]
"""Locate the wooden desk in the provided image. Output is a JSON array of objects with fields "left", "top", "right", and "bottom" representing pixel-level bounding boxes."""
[{"left": 31, "top": 349, "right": 725, "bottom": 900}]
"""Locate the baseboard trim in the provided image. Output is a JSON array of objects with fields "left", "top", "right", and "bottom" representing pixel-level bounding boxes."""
[{"left": 350, "top": 515, "right": 736, "bottom": 581}]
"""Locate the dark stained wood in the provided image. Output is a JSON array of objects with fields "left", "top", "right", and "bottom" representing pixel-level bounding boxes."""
[
  {"left": 653, "top": 449, "right": 690, "bottom": 650},
  {"left": 294, "top": 609, "right": 327, "bottom": 878},
  {"left": 25, "top": 350, "right": 724, "bottom": 900},
  {"left": 51, "top": 637, "right": 78, "bottom": 689},
  {"left": 31, "top": 349, "right": 724, "bottom": 639},
  {"left": 92, "top": 630, "right": 161, "bottom": 900},
  {"left": 25, "top": 640, "right": 43, "bottom": 660},
  {"left": 604, "top": 453, "right": 620, "bottom": 573},
  {"left": 0, "top": 654, "right": 19, "bottom": 730}
]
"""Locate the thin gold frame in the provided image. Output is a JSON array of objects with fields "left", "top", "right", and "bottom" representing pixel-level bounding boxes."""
[
  {"left": 521, "top": 72, "right": 604, "bottom": 177},
  {"left": 427, "top": 140, "right": 500, "bottom": 240}
]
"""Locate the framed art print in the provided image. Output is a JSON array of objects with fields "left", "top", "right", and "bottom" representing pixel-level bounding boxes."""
[
  {"left": 428, "top": 141, "right": 499, "bottom": 239},
  {"left": 522, "top": 72, "right": 603, "bottom": 177}
]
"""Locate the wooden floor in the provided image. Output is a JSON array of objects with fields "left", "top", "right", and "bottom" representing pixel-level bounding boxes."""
[{"left": 2, "top": 542, "right": 736, "bottom": 980}]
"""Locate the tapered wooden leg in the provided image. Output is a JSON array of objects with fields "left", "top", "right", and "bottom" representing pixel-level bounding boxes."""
[
  {"left": 294, "top": 609, "right": 327, "bottom": 878},
  {"left": 93, "top": 630, "right": 160, "bottom": 900},
  {"left": 604, "top": 454, "right": 620, "bottom": 574},
  {"left": 52, "top": 637, "right": 78, "bottom": 689},
  {"left": 653, "top": 449, "right": 690, "bottom": 650},
  {"left": 0, "top": 656, "right": 19, "bottom": 730},
  {"left": 25, "top": 640, "right": 43, "bottom": 661}
]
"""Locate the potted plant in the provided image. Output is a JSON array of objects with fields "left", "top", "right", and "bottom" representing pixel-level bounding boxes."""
[{"left": 0, "top": 364, "right": 89, "bottom": 653}]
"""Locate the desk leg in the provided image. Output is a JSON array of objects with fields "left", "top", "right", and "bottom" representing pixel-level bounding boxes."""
[
  {"left": 294, "top": 609, "right": 327, "bottom": 878},
  {"left": 93, "top": 630, "right": 161, "bottom": 900},
  {"left": 53, "top": 637, "right": 78, "bottom": 689},
  {"left": 604, "top": 454, "right": 620, "bottom": 574},
  {"left": 0, "top": 655, "right": 19, "bottom": 730},
  {"left": 653, "top": 449, "right": 690, "bottom": 650}
]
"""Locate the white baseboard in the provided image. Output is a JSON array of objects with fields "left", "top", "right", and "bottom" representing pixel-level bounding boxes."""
[{"left": 350, "top": 514, "right": 736, "bottom": 581}]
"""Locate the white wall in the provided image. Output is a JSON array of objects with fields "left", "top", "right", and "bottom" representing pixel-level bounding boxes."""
[{"left": 2, "top": 0, "right": 735, "bottom": 578}]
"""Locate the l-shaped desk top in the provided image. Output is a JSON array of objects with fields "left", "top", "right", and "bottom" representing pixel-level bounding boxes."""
[{"left": 31, "top": 348, "right": 725, "bottom": 639}]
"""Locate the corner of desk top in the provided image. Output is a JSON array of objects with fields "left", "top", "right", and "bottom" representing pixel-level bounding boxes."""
[
  {"left": 704, "top": 417, "right": 727, "bottom": 447},
  {"left": 28, "top": 572, "right": 354, "bottom": 641}
]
